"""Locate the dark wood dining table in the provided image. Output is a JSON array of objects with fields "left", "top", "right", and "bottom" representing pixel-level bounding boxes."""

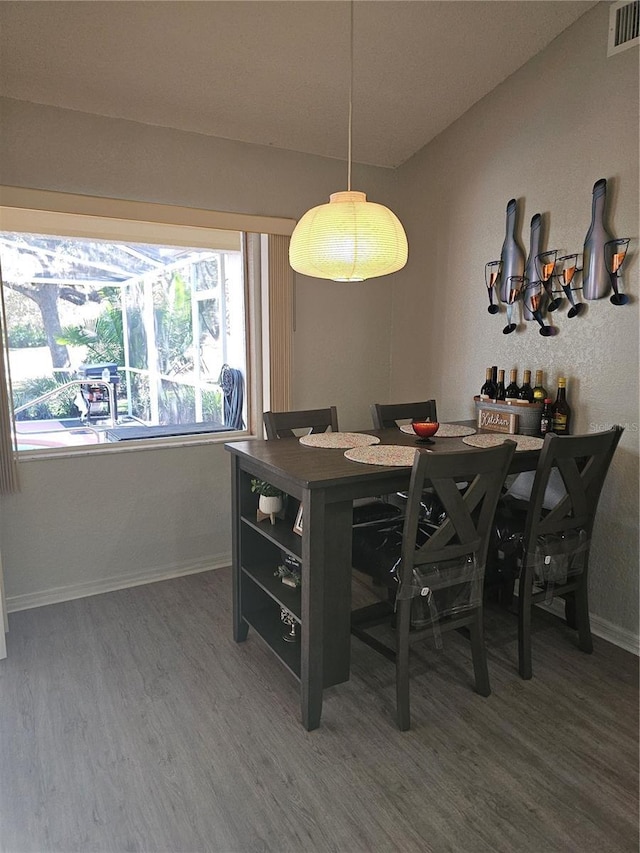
[{"left": 226, "top": 423, "right": 540, "bottom": 730}]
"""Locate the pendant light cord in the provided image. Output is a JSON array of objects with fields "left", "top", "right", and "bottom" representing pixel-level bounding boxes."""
[{"left": 347, "top": 0, "right": 353, "bottom": 192}]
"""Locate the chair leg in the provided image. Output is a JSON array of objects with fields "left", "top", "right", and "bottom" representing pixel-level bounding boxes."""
[
  {"left": 469, "top": 608, "right": 491, "bottom": 696},
  {"left": 574, "top": 577, "right": 593, "bottom": 654},
  {"left": 564, "top": 592, "right": 577, "bottom": 630},
  {"left": 518, "top": 569, "right": 534, "bottom": 680},
  {"left": 395, "top": 599, "right": 412, "bottom": 731},
  {"left": 498, "top": 578, "right": 516, "bottom": 610}
]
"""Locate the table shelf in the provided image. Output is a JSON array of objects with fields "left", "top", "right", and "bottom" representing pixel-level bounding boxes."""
[
  {"left": 241, "top": 561, "right": 301, "bottom": 621},
  {"left": 241, "top": 514, "right": 302, "bottom": 561},
  {"left": 242, "top": 606, "right": 301, "bottom": 680}
]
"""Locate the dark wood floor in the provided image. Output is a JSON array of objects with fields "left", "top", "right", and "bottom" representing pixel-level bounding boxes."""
[{"left": 1, "top": 568, "right": 637, "bottom": 853}]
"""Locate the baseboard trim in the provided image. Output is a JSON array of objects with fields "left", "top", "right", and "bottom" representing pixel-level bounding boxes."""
[
  {"left": 8, "top": 563, "right": 639, "bottom": 656},
  {"left": 6, "top": 555, "right": 231, "bottom": 613},
  {"left": 543, "top": 599, "right": 639, "bottom": 656}
]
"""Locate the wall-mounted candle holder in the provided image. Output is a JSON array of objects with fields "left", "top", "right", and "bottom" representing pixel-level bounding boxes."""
[
  {"left": 484, "top": 260, "right": 501, "bottom": 314},
  {"left": 605, "top": 238, "right": 631, "bottom": 306},
  {"left": 555, "top": 254, "right": 584, "bottom": 317},
  {"left": 503, "top": 275, "right": 525, "bottom": 334},
  {"left": 524, "top": 280, "right": 555, "bottom": 336}
]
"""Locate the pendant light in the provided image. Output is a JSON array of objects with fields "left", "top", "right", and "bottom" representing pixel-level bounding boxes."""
[{"left": 289, "top": 3, "right": 408, "bottom": 282}]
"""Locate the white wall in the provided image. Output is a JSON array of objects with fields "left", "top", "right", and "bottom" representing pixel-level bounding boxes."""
[
  {"left": 0, "top": 97, "right": 397, "bottom": 608},
  {"left": 390, "top": 3, "right": 639, "bottom": 642}
]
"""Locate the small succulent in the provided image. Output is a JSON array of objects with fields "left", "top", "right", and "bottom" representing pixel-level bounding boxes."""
[{"left": 250, "top": 478, "right": 283, "bottom": 498}]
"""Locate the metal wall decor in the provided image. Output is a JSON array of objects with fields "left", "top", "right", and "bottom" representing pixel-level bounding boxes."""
[
  {"left": 499, "top": 199, "right": 526, "bottom": 303},
  {"left": 605, "top": 238, "right": 631, "bottom": 305},
  {"left": 583, "top": 178, "right": 614, "bottom": 300},
  {"left": 523, "top": 214, "right": 543, "bottom": 321},
  {"left": 484, "top": 180, "right": 633, "bottom": 336}
]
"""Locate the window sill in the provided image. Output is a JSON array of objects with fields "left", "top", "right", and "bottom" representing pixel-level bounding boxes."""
[{"left": 16, "top": 428, "right": 255, "bottom": 461}]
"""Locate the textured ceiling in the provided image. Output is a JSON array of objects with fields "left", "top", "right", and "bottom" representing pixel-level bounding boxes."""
[{"left": 0, "top": 1, "right": 597, "bottom": 168}]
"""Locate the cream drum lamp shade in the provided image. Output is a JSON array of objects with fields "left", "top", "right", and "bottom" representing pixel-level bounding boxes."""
[{"left": 289, "top": 191, "right": 408, "bottom": 282}]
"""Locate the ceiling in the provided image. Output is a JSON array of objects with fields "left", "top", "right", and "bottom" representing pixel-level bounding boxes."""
[{"left": 0, "top": 1, "right": 597, "bottom": 169}]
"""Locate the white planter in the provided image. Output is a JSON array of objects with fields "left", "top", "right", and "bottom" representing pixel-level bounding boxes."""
[{"left": 258, "top": 494, "right": 282, "bottom": 523}]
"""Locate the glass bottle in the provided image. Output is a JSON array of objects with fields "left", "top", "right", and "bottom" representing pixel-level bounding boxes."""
[
  {"left": 583, "top": 178, "right": 614, "bottom": 300},
  {"left": 480, "top": 367, "right": 497, "bottom": 401},
  {"left": 505, "top": 369, "right": 519, "bottom": 402},
  {"left": 518, "top": 370, "right": 534, "bottom": 403},
  {"left": 523, "top": 214, "right": 543, "bottom": 321},
  {"left": 539, "top": 398, "right": 553, "bottom": 437},
  {"left": 495, "top": 369, "right": 506, "bottom": 401},
  {"left": 551, "top": 378, "right": 572, "bottom": 435},
  {"left": 532, "top": 370, "right": 547, "bottom": 402},
  {"left": 499, "top": 199, "right": 526, "bottom": 303}
]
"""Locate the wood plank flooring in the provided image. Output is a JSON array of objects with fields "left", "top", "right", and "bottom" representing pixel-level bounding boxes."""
[{"left": 1, "top": 568, "right": 637, "bottom": 853}]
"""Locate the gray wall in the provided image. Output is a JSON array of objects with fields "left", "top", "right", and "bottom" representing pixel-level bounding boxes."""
[
  {"left": 1, "top": 3, "right": 638, "bottom": 649},
  {"left": 0, "top": 97, "right": 397, "bottom": 608},
  {"left": 389, "top": 3, "right": 639, "bottom": 642}
]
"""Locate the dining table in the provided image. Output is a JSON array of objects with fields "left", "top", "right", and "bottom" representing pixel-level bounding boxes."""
[{"left": 226, "top": 422, "right": 541, "bottom": 730}]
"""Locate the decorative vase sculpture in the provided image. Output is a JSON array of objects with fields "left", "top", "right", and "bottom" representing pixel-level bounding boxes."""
[
  {"left": 523, "top": 213, "right": 543, "bottom": 321},
  {"left": 583, "top": 178, "right": 614, "bottom": 300},
  {"left": 499, "top": 199, "right": 526, "bottom": 304},
  {"left": 258, "top": 494, "right": 283, "bottom": 525}
]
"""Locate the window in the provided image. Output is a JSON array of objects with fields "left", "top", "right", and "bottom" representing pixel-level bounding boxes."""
[{"left": 0, "top": 188, "right": 294, "bottom": 458}]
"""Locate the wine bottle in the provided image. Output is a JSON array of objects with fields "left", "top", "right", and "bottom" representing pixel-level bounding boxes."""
[
  {"left": 583, "top": 178, "right": 614, "bottom": 300},
  {"left": 480, "top": 367, "right": 497, "bottom": 401},
  {"left": 523, "top": 214, "right": 543, "bottom": 321},
  {"left": 491, "top": 365, "right": 498, "bottom": 385},
  {"left": 539, "top": 398, "right": 553, "bottom": 437},
  {"left": 499, "top": 199, "right": 526, "bottom": 303},
  {"left": 518, "top": 370, "right": 534, "bottom": 403},
  {"left": 495, "top": 369, "right": 506, "bottom": 401},
  {"left": 532, "top": 370, "right": 547, "bottom": 402},
  {"left": 551, "top": 378, "right": 572, "bottom": 435},
  {"left": 505, "top": 369, "right": 519, "bottom": 402}
]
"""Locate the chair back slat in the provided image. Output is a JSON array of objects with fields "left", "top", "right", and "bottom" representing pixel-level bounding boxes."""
[
  {"left": 263, "top": 406, "right": 339, "bottom": 440},
  {"left": 371, "top": 400, "right": 437, "bottom": 430},
  {"left": 400, "top": 443, "right": 516, "bottom": 589},
  {"left": 523, "top": 427, "right": 624, "bottom": 548}
]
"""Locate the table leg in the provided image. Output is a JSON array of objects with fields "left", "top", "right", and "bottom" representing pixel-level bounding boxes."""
[
  {"left": 231, "top": 454, "right": 248, "bottom": 643},
  {"left": 299, "top": 492, "right": 353, "bottom": 730}
]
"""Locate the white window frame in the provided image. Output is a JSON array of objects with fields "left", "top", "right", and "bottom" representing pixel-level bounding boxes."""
[{"left": 0, "top": 187, "right": 295, "bottom": 458}]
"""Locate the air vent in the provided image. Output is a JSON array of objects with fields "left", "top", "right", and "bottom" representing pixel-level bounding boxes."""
[{"left": 608, "top": 0, "right": 639, "bottom": 56}]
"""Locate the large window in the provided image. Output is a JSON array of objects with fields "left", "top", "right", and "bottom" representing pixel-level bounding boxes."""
[
  {"left": 0, "top": 189, "right": 295, "bottom": 458},
  {"left": 1, "top": 230, "right": 246, "bottom": 449}
]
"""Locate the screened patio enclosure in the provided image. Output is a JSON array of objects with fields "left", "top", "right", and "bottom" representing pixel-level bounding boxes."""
[{"left": 0, "top": 231, "right": 247, "bottom": 448}]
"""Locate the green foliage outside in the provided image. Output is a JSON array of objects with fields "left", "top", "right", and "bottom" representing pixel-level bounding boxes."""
[
  {"left": 13, "top": 376, "right": 77, "bottom": 421},
  {"left": 12, "top": 266, "right": 225, "bottom": 425},
  {"left": 7, "top": 324, "right": 47, "bottom": 348}
]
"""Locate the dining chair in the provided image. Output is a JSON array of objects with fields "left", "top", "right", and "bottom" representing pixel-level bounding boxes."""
[
  {"left": 488, "top": 425, "right": 624, "bottom": 680},
  {"left": 370, "top": 399, "right": 441, "bottom": 511},
  {"left": 263, "top": 406, "right": 338, "bottom": 439},
  {"left": 351, "top": 441, "right": 516, "bottom": 730},
  {"left": 263, "top": 407, "right": 403, "bottom": 527},
  {"left": 371, "top": 400, "right": 438, "bottom": 429}
]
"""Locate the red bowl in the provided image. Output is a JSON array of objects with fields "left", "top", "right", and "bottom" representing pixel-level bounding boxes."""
[{"left": 411, "top": 421, "right": 440, "bottom": 438}]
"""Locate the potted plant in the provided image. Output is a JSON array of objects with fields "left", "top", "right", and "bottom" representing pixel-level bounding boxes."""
[{"left": 251, "top": 478, "right": 285, "bottom": 524}]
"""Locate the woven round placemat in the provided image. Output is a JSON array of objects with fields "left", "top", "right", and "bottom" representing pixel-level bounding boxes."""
[
  {"left": 462, "top": 433, "right": 543, "bottom": 451},
  {"left": 344, "top": 444, "right": 419, "bottom": 467},
  {"left": 399, "top": 423, "right": 476, "bottom": 438},
  {"left": 299, "top": 432, "right": 380, "bottom": 449}
]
